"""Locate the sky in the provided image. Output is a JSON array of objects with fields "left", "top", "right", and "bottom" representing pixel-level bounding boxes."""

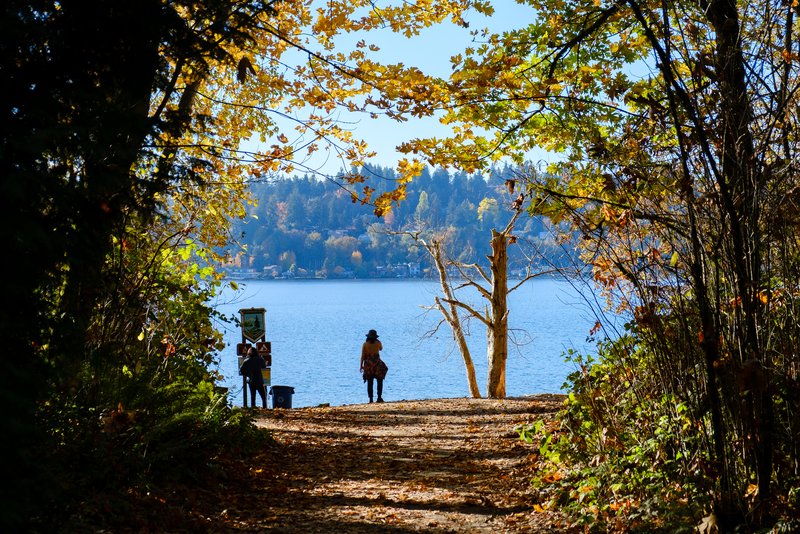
[{"left": 259, "top": 1, "right": 548, "bottom": 178}]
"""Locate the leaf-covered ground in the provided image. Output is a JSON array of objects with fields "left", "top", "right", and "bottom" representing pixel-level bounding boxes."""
[
  {"left": 248, "top": 396, "right": 573, "bottom": 532},
  {"left": 112, "top": 396, "right": 576, "bottom": 532}
]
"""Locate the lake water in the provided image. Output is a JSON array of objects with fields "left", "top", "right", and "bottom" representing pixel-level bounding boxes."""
[{"left": 211, "top": 278, "right": 609, "bottom": 408}]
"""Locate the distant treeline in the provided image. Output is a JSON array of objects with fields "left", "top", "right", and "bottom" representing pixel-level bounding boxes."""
[{"left": 227, "top": 164, "right": 573, "bottom": 278}]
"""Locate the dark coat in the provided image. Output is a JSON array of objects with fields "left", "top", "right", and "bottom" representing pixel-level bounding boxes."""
[{"left": 240, "top": 354, "right": 266, "bottom": 386}]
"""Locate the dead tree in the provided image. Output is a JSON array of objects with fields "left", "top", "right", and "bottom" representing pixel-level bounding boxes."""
[
  {"left": 407, "top": 203, "right": 545, "bottom": 398},
  {"left": 424, "top": 235, "right": 482, "bottom": 398}
]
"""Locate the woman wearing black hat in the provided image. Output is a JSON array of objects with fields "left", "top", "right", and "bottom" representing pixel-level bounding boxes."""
[{"left": 360, "top": 329, "right": 388, "bottom": 403}]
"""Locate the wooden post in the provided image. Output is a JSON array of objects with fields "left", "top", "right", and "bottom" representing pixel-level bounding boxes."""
[
  {"left": 236, "top": 342, "right": 250, "bottom": 408},
  {"left": 242, "top": 347, "right": 248, "bottom": 408}
]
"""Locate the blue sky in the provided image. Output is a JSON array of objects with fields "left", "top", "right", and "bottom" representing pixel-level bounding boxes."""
[
  {"left": 265, "top": 1, "right": 545, "bottom": 177},
  {"left": 352, "top": 3, "right": 537, "bottom": 171}
]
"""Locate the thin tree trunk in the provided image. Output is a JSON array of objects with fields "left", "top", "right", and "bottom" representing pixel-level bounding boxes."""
[
  {"left": 430, "top": 241, "right": 482, "bottom": 397},
  {"left": 705, "top": 0, "right": 772, "bottom": 522},
  {"left": 435, "top": 298, "right": 482, "bottom": 398}
]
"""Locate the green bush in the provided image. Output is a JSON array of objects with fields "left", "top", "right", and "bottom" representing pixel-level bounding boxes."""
[
  {"left": 24, "top": 225, "right": 274, "bottom": 530},
  {"left": 520, "top": 337, "right": 709, "bottom": 531},
  {"left": 36, "top": 371, "right": 270, "bottom": 531}
]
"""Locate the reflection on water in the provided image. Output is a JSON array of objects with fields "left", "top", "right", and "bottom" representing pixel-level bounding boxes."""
[{"left": 211, "top": 278, "right": 609, "bottom": 408}]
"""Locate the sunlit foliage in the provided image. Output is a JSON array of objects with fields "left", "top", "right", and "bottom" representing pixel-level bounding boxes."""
[{"left": 405, "top": 0, "right": 800, "bottom": 530}]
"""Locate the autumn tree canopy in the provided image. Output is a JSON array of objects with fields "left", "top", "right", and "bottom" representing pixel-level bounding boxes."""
[
  {"left": 0, "top": 0, "right": 494, "bottom": 528},
  {"left": 383, "top": 0, "right": 800, "bottom": 529},
  {"left": 7, "top": 0, "right": 800, "bottom": 529}
]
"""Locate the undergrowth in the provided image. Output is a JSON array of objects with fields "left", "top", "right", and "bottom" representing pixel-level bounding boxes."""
[
  {"left": 31, "top": 377, "right": 270, "bottom": 533},
  {"left": 518, "top": 336, "right": 710, "bottom": 532}
]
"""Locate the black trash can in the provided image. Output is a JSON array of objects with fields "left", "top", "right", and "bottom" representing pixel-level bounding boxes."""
[{"left": 270, "top": 385, "right": 295, "bottom": 409}]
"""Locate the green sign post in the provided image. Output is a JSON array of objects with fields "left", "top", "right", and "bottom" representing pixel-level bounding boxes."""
[{"left": 240, "top": 307, "right": 266, "bottom": 343}]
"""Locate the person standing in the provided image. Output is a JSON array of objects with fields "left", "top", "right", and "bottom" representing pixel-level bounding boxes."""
[
  {"left": 360, "top": 329, "right": 388, "bottom": 403},
  {"left": 240, "top": 346, "right": 267, "bottom": 408}
]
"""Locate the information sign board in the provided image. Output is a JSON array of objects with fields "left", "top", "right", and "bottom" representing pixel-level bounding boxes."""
[
  {"left": 239, "top": 307, "right": 266, "bottom": 342},
  {"left": 256, "top": 342, "right": 272, "bottom": 366}
]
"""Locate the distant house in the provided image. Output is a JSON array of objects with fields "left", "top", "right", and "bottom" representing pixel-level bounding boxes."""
[
  {"left": 331, "top": 266, "right": 355, "bottom": 278},
  {"left": 375, "top": 262, "right": 423, "bottom": 278},
  {"left": 261, "top": 265, "right": 280, "bottom": 279},
  {"left": 226, "top": 268, "right": 259, "bottom": 280}
]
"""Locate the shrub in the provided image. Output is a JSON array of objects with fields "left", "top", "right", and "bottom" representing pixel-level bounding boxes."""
[{"left": 519, "top": 336, "right": 709, "bottom": 531}]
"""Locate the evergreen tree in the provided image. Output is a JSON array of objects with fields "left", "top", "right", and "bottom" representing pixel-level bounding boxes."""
[{"left": 226, "top": 165, "right": 558, "bottom": 278}]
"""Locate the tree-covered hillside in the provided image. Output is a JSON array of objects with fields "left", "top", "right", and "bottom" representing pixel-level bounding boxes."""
[{"left": 227, "top": 164, "right": 568, "bottom": 278}]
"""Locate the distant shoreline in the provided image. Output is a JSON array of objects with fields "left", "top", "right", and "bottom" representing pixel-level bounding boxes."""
[{"left": 221, "top": 272, "right": 574, "bottom": 282}]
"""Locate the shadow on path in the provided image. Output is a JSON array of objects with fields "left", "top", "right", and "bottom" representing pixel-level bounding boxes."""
[{"left": 222, "top": 396, "right": 576, "bottom": 533}]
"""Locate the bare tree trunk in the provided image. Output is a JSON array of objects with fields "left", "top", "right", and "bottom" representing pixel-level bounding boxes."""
[
  {"left": 430, "top": 240, "right": 482, "bottom": 398},
  {"left": 405, "top": 207, "right": 525, "bottom": 400},
  {"left": 435, "top": 297, "right": 482, "bottom": 397},
  {"left": 705, "top": 0, "right": 772, "bottom": 523},
  {"left": 487, "top": 228, "right": 509, "bottom": 398}
]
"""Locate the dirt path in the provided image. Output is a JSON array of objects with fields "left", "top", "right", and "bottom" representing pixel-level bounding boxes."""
[{"left": 226, "top": 396, "right": 575, "bottom": 533}]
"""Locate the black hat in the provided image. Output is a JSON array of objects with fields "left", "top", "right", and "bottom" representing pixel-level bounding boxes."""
[{"left": 366, "top": 329, "right": 379, "bottom": 340}]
